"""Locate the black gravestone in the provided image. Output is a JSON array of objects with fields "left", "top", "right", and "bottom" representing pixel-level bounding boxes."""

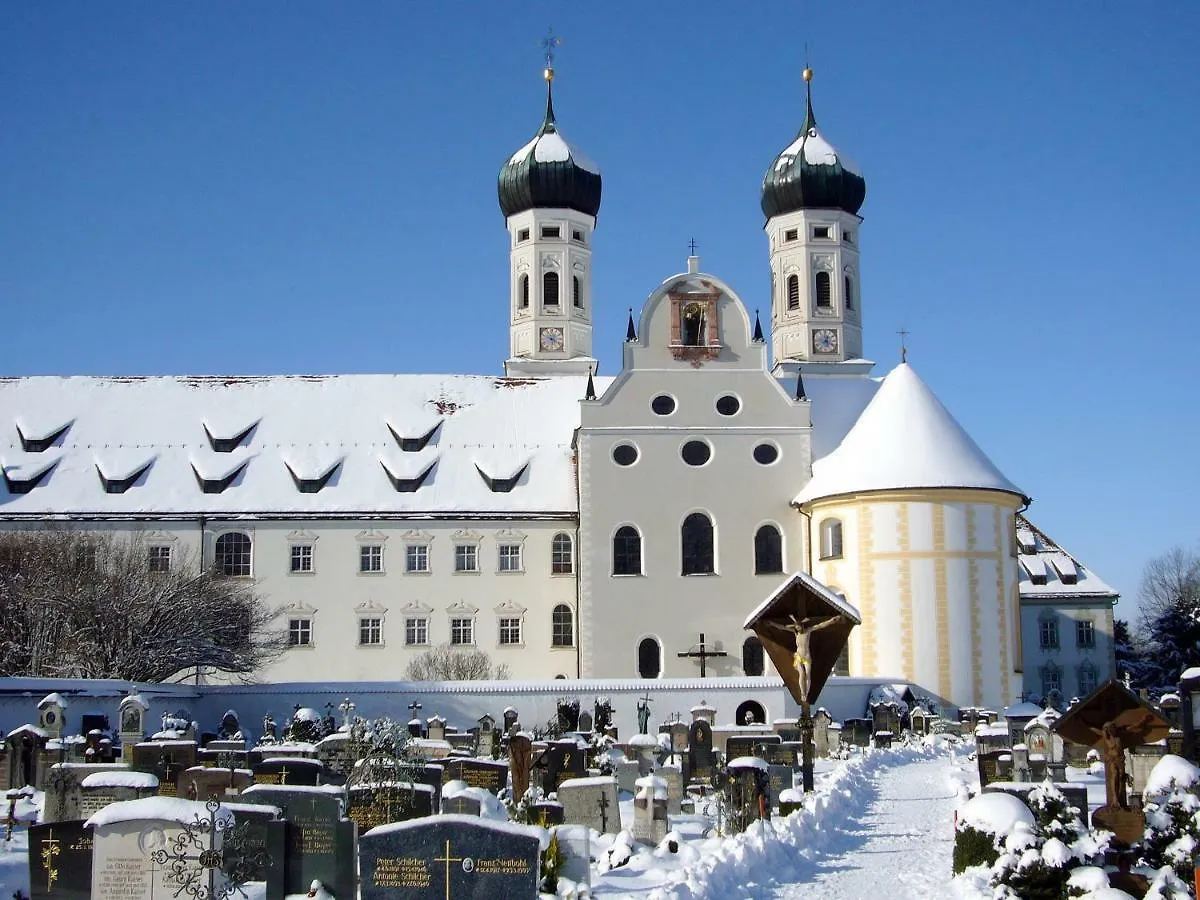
[
  {"left": 763, "top": 743, "right": 799, "bottom": 767},
  {"left": 253, "top": 757, "right": 321, "bottom": 786},
  {"left": 726, "top": 734, "right": 781, "bottom": 761},
  {"left": 688, "top": 721, "right": 716, "bottom": 783},
  {"left": 348, "top": 783, "right": 435, "bottom": 833},
  {"left": 443, "top": 759, "right": 508, "bottom": 795},
  {"left": 242, "top": 787, "right": 355, "bottom": 899},
  {"left": 536, "top": 742, "right": 586, "bottom": 794},
  {"left": 530, "top": 801, "right": 565, "bottom": 826},
  {"left": 224, "top": 805, "right": 286, "bottom": 885},
  {"left": 28, "top": 820, "right": 92, "bottom": 900},
  {"left": 359, "top": 815, "right": 540, "bottom": 900}
]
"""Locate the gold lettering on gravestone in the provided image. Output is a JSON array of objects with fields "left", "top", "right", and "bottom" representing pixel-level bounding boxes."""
[
  {"left": 372, "top": 857, "right": 431, "bottom": 888},
  {"left": 462, "top": 768, "right": 498, "bottom": 790},
  {"left": 474, "top": 857, "right": 531, "bottom": 876}
]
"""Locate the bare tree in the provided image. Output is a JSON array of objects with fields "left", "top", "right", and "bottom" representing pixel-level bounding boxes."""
[
  {"left": 1137, "top": 545, "right": 1200, "bottom": 625},
  {"left": 404, "top": 643, "right": 511, "bottom": 681},
  {"left": 0, "top": 530, "right": 288, "bottom": 682}
]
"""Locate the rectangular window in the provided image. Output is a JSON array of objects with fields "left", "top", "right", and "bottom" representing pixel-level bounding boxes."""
[
  {"left": 540, "top": 226, "right": 561, "bottom": 239},
  {"left": 359, "top": 617, "right": 382, "bottom": 646},
  {"left": 290, "top": 544, "right": 314, "bottom": 573},
  {"left": 405, "top": 544, "right": 429, "bottom": 573},
  {"left": 1041, "top": 667, "right": 1061, "bottom": 696},
  {"left": 1078, "top": 667, "right": 1097, "bottom": 695},
  {"left": 450, "top": 617, "right": 474, "bottom": 646},
  {"left": 1039, "top": 619, "right": 1059, "bottom": 650},
  {"left": 405, "top": 617, "right": 428, "bottom": 646},
  {"left": 498, "top": 617, "right": 522, "bottom": 646},
  {"left": 1076, "top": 620, "right": 1095, "bottom": 649},
  {"left": 813, "top": 225, "right": 832, "bottom": 239},
  {"left": 571, "top": 229, "right": 584, "bottom": 243},
  {"left": 498, "top": 543, "right": 522, "bottom": 572},
  {"left": 551, "top": 536, "right": 574, "bottom": 574},
  {"left": 517, "top": 228, "right": 530, "bottom": 242},
  {"left": 288, "top": 618, "right": 312, "bottom": 647},
  {"left": 455, "top": 544, "right": 478, "bottom": 572},
  {"left": 148, "top": 545, "right": 172, "bottom": 573},
  {"left": 784, "top": 228, "right": 798, "bottom": 242},
  {"left": 843, "top": 230, "right": 854, "bottom": 245},
  {"left": 360, "top": 545, "right": 383, "bottom": 573}
]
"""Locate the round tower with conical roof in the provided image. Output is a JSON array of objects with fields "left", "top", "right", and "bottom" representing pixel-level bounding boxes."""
[
  {"left": 793, "top": 363, "right": 1030, "bottom": 709},
  {"left": 499, "top": 60, "right": 601, "bottom": 376},
  {"left": 762, "top": 67, "right": 866, "bottom": 372}
]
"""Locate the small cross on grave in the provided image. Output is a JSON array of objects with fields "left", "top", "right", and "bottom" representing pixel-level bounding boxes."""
[
  {"left": 451, "top": 796, "right": 471, "bottom": 815},
  {"left": 434, "top": 838, "right": 463, "bottom": 900},
  {"left": 677, "top": 632, "right": 728, "bottom": 678},
  {"left": 39, "top": 828, "right": 61, "bottom": 892},
  {"left": 409, "top": 700, "right": 423, "bottom": 717},
  {"left": 277, "top": 765, "right": 289, "bottom": 785},
  {"left": 597, "top": 791, "right": 611, "bottom": 833}
]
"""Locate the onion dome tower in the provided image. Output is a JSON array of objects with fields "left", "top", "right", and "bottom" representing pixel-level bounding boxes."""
[
  {"left": 500, "top": 46, "right": 602, "bottom": 377},
  {"left": 793, "top": 362, "right": 1029, "bottom": 710},
  {"left": 762, "top": 67, "right": 867, "bottom": 371}
]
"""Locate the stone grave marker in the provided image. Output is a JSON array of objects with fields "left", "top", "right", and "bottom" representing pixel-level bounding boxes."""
[
  {"left": 559, "top": 775, "right": 619, "bottom": 835},
  {"left": 767, "top": 764, "right": 791, "bottom": 810},
  {"left": 28, "top": 819, "right": 92, "bottom": 900},
  {"left": 347, "top": 782, "right": 435, "bottom": 832},
  {"left": 359, "top": 815, "right": 541, "bottom": 899},
  {"left": 1011, "top": 745, "right": 1031, "bottom": 782},
  {"left": 180, "top": 765, "right": 252, "bottom": 800},
  {"left": 222, "top": 802, "right": 285, "bottom": 885},
  {"left": 241, "top": 785, "right": 355, "bottom": 898},
  {"left": 812, "top": 710, "right": 834, "bottom": 757},
  {"left": 659, "top": 764, "right": 683, "bottom": 815},
  {"left": 441, "top": 784, "right": 483, "bottom": 817},
  {"left": 688, "top": 720, "right": 716, "bottom": 784},
  {"left": 531, "top": 800, "right": 565, "bottom": 826},
  {"left": 537, "top": 740, "right": 586, "bottom": 794},
  {"left": 503, "top": 707, "right": 519, "bottom": 733},
  {"left": 977, "top": 749, "right": 1010, "bottom": 788},
  {"left": 764, "top": 743, "right": 799, "bottom": 768},
  {"left": 78, "top": 770, "right": 158, "bottom": 819},
  {"left": 633, "top": 774, "right": 668, "bottom": 844},
  {"left": 442, "top": 758, "right": 508, "bottom": 795},
  {"left": 253, "top": 757, "right": 321, "bottom": 786},
  {"left": 616, "top": 759, "right": 640, "bottom": 795},
  {"left": 725, "top": 758, "right": 768, "bottom": 834},
  {"left": 578, "top": 711, "right": 594, "bottom": 734},
  {"left": 841, "top": 718, "right": 873, "bottom": 748},
  {"left": 669, "top": 722, "right": 690, "bottom": 758},
  {"left": 556, "top": 823, "right": 591, "bottom": 889}
]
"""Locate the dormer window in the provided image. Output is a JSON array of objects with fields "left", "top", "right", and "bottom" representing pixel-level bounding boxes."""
[
  {"left": 2, "top": 458, "right": 58, "bottom": 495},
  {"left": 476, "top": 463, "right": 528, "bottom": 493},
  {"left": 97, "top": 461, "right": 153, "bottom": 494},
  {"left": 191, "top": 459, "right": 248, "bottom": 494},
  {"left": 16, "top": 421, "right": 71, "bottom": 453},
  {"left": 381, "top": 460, "right": 435, "bottom": 492},
  {"left": 813, "top": 226, "right": 832, "bottom": 239},
  {"left": 285, "top": 460, "right": 340, "bottom": 494},
  {"left": 540, "top": 226, "right": 561, "bottom": 239},
  {"left": 387, "top": 421, "right": 441, "bottom": 452},
  {"left": 203, "top": 421, "right": 257, "bottom": 453}
]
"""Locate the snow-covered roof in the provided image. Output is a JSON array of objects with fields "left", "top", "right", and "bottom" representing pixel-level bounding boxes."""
[
  {"left": 85, "top": 796, "right": 234, "bottom": 829},
  {"left": 1002, "top": 702, "right": 1045, "bottom": 720},
  {"left": 38, "top": 692, "right": 67, "bottom": 709},
  {"left": 0, "top": 374, "right": 608, "bottom": 517},
  {"left": 793, "top": 364, "right": 1026, "bottom": 506},
  {"left": 508, "top": 130, "right": 600, "bottom": 175},
  {"left": 1015, "top": 514, "right": 1118, "bottom": 600},
  {"left": 773, "top": 126, "right": 861, "bottom": 177},
  {"left": 81, "top": 770, "right": 159, "bottom": 790},
  {"left": 778, "top": 371, "right": 880, "bottom": 461},
  {"left": 743, "top": 571, "right": 863, "bottom": 630}
]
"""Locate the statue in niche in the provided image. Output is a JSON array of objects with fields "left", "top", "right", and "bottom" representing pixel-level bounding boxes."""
[{"left": 681, "top": 301, "right": 706, "bottom": 346}]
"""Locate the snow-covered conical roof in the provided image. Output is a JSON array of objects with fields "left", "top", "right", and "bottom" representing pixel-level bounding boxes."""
[{"left": 793, "top": 363, "right": 1027, "bottom": 506}]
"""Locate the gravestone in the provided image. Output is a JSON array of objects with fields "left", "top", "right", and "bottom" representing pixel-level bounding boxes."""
[
  {"left": 812, "top": 710, "right": 834, "bottom": 757},
  {"left": 503, "top": 707, "right": 519, "bottom": 733},
  {"left": 28, "top": 819, "right": 92, "bottom": 900},
  {"left": 764, "top": 743, "right": 800, "bottom": 768},
  {"left": 347, "top": 783, "right": 435, "bottom": 832},
  {"left": 726, "top": 734, "right": 780, "bottom": 761},
  {"left": 659, "top": 764, "right": 683, "bottom": 815},
  {"left": 559, "top": 776, "right": 619, "bottom": 834},
  {"left": 556, "top": 823, "right": 591, "bottom": 889},
  {"left": 687, "top": 720, "right": 716, "bottom": 784},
  {"left": 1011, "top": 745, "right": 1031, "bottom": 783},
  {"left": 427, "top": 716, "right": 447, "bottom": 743},
  {"left": 253, "top": 757, "right": 321, "bottom": 786},
  {"left": 508, "top": 733, "right": 532, "bottom": 801},
  {"left": 725, "top": 759, "right": 768, "bottom": 834},
  {"left": 841, "top": 718, "right": 872, "bottom": 748},
  {"left": 577, "top": 712, "right": 594, "bottom": 734},
  {"left": 669, "top": 722, "right": 690, "bottom": 759},
  {"left": 78, "top": 770, "right": 158, "bottom": 820},
  {"left": 633, "top": 775, "right": 668, "bottom": 844},
  {"left": 241, "top": 785, "right": 355, "bottom": 898},
  {"left": 616, "top": 759, "right": 640, "bottom": 795},
  {"left": 180, "top": 765, "right": 252, "bottom": 801},
  {"left": 441, "top": 784, "right": 483, "bottom": 817},
  {"left": 531, "top": 800, "right": 564, "bottom": 826},
  {"left": 767, "top": 765, "right": 791, "bottom": 810},
  {"left": 977, "top": 750, "right": 1010, "bottom": 788},
  {"left": 359, "top": 815, "right": 541, "bottom": 899},
  {"left": 222, "top": 802, "right": 285, "bottom": 885},
  {"left": 442, "top": 758, "right": 508, "bottom": 795},
  {"left": 537, "top": 740, "right": 586, "bottom": 794}
]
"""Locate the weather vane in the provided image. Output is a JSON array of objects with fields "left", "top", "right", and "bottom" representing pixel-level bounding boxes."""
[{"left": 541, "top": 27, "right": 561, "bottom": 69}]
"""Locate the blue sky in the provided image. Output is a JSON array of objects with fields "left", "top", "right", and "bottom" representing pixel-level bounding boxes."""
[{"left": 2, "top": 3, "right": 1197, "bottom": 622}]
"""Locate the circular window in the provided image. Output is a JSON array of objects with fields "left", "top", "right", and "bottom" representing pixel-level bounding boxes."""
[
  {"left": 651, "top": 394, "right": 676, "bottom": 416},
  {"left": 753, "top": 443, "right": 779, "bottom": 465},
  {"left": 716, "top": 395, "right": 741, "bottom": 416},
  {"left": 612, "top": 443, "right": 639, "bottom": 467},
  {"left": 681, "top": 440, "right": 712, "bottom": 466}
]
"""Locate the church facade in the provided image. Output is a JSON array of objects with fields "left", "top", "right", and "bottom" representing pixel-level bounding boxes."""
[{"left": 0, "top": 66, "right": 1116, "bottom": 710}]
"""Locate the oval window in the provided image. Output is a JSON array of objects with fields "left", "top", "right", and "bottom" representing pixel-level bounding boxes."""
[
  {"left": 681, "top": 440, "right": 712, "bottom": 466},
  {"left": 612, "top": 444, "right": 639, "bottom": 467},
  {"left": 753, "top": 443, "right": 779, "bottom": 465},
  {"left": 716, "top": 395, "right": 741, "bottom": 416},
  {"left": 651, "top": 395, "right": 676, "bottom": 416}
]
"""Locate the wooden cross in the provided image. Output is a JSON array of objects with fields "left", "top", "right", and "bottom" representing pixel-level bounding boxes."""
[
  {"left": 597, "top": 790, "right": 610, "bottom": 833},
  {"left": 433, "top": 838, "right": 463, "bottom": 900},
  {"left": 677, "top": 632, "right": 729, "bottom": 678}
]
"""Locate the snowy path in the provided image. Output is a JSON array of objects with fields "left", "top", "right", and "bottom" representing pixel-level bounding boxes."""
[{"left": 773, "top": 755, "right": 957, "bottom": 899}]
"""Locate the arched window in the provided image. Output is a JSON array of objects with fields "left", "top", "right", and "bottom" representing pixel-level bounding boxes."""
[
  {"left": 215, "top": 532, "right": 252, "bottom": 576},
  {"left": 742, "top": 636, "right": 765, "bottom": 676},
  {"left": 551, "top": 532, "right": 574, "bottom": 574},
  {"left": 844, "top": 274, "right": 855, "bottom": 311},
  {"left": 572, "top": 276, "right": 583, "bottom": 308},
  {"left": 754, "top": 524, "right": 783, "bottom": 574},
  {"left": 819, "top": 518, "right": 843, "bottom": 560},
  {"left": 1040, "top": 662, "right": 1062, "bottom": 699},
  {"left": 519, "top": 274, "right": 529, "bottom": 309},
  {"left": 786, "top": 274, "right": 800, "bottom": 310},
  {"left": 681, "top": 512, "right": 715, "bottom": 575},
  {"left": 543, "top": 271, "right": 560, "bottom": 306},
  {"left": 552, "top": 604, "right": 574, "bottom": 648},
  {"left": 815, "top": 271, "right": 832, "bottom": 308},
  {"left": 638, "top": 637, "right": 662, "bottom": 679},
  {"left": 612, "top": 526, "right": 642, "bottom": 575}
]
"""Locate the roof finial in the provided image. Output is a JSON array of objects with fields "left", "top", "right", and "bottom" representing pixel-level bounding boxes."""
[
  {"left": 897, "top": 327, "right": 910, "bottom": 364},
  {"left": 794, "top": 368, "right": 807, "bottom": 401},
  {"left": 802, "top": 48, "right": 817, "bottom": 132},
  {"left": 540, "top": 28, "right": 561, "bottom": 126},
  {"left": 752, "top": 309, "right": 764, "bottom": 343},
  {"left": 585, "top": 367, "right": 597, "bottom": 401},
  {"left": 626, "top": 308, "right": 637, "bottom": 342}
]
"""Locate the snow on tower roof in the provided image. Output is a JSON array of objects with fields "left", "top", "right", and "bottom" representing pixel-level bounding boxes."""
[{"left": 793, "top": 363, "right": 1027, "bottom": 506}]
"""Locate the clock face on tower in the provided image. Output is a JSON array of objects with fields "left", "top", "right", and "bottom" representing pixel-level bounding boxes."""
[
  {"left": 539, "top": 327, "right": 565, "bottom": 352},
  {"left": 813, "top": 328, "right": 838, "bottom": 354}
]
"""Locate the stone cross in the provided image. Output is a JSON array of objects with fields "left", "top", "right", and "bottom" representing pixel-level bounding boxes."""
[{"left": 597, "top": 791, "right": 610, "bottom": 833}]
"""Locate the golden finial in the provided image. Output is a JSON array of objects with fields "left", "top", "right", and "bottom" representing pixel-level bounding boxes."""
[
  {"left": 544, "top": 66, "right": 555, "bottom": 83},
  {"left": 541, "top": 28, "right": 561, "bottom": 83},
  {"left": 803, "top": 66, "right": 813, "bottom": 83}
]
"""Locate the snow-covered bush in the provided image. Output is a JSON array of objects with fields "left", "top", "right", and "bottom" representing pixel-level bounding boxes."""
[
  {"left": 955, "top": 792, "right": 1035, "bottom": 873},
  {"left": 1141, "top": 786, "right": 1200, "bottom": 885}
]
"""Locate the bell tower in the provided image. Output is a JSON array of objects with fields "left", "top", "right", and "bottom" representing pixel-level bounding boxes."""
[
  {"left": 761, "top": 68, "right": 867, "bottom": 373},
  {"left": 498, "top": 41, "right": 602, "bottom": 377}
]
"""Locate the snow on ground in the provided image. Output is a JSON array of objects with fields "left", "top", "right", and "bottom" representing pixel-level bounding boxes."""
[{"left": 589, "top": 740, "right": 968, "bottom": 899}]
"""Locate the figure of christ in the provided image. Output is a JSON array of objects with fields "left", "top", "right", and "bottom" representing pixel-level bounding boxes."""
[
  {"left": 771, "top": 615, "right": 843, "bottom": 706},
  {"left": 1099, "top": 721, "right": 1129, "bottom": 809}
]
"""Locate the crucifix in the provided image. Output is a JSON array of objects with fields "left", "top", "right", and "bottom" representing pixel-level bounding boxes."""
[
  {"left": 597, "top": 791, "right": 611, "bottom": 833},
  {"left": 677, "top": 632, "right": 728, "bottom": 678},
  {"left": 408, "top": 700, "right": 422, "bottom": 717},
  {"left": 434, "top": 838, "right": 462, "bottom": 900},
  {"left": 339, "top": 697, "right": 355, "bottom": 730},
  {"left": 541, "top": 27, "right": 561, "bottom": 68},
  {"left": 897, "top": 327, "right": 909, "bottom": 363},
  {"left": 688, "top": 237, "right": 698, "bottom": 255}
]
